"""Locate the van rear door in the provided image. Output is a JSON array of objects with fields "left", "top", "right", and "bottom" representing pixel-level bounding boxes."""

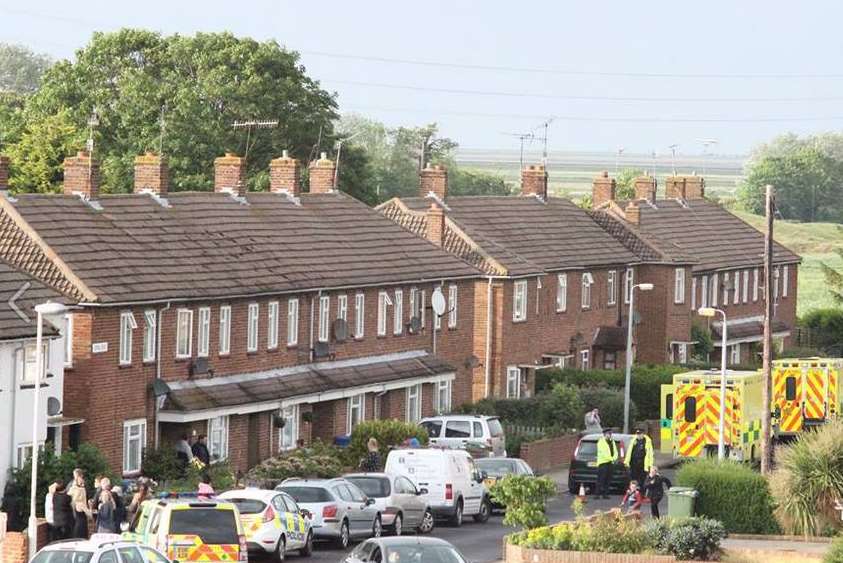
[{"left": 386, "top": 450, "right": 445, "bottom": 502}]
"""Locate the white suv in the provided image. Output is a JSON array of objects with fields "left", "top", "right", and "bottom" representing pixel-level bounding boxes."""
[
  {"left": 31, "top": 535, "right": 171, "bottom": 563},
  {"left": 419, "top": 415, "right": 506, "bottom": 457}
]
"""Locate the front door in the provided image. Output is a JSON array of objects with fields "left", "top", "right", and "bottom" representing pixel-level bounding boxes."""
[{"left": 247, "top": 413, "right": 260, "bottom": 468}]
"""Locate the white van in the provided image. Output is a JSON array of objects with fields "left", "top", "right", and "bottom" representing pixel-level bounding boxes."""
[
  {"left": 384, "top": 448, "right": 491, "bottom": 527},
  {"left": 419, "top": 415, "right": 507, "bottom": 457}
]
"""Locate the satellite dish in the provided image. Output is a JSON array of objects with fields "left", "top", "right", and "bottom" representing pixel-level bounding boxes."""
[
  {"left": 431, "top": 288, "right": 447, "bottom": 317},
  {"left": 47, "top": 397, "right": 61, "bottom": 416},
  {"left": 332, "top": 319, "right": 348, "bottom": 342},
  {"left": 408, "top": 317, "right": 422, "bottom": 334}
]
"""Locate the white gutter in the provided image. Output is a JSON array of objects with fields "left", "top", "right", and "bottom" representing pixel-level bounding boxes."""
[{"left": 484, "top": 276, "right": 493, "bottom": 398}]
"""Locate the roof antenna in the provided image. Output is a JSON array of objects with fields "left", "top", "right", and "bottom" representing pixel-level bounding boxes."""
[
  {"left": 501, "top": 131, "right": 535, "bottom": 169},
  {"left": 86, "top": 107, "right": 100, "bottom": 193},
  {"left": 232, "top": 119, "right": 279, "bottom": 165},
  {"left": 309, "top": 125, "right": 324, "bottom": 163},
  {"left": 668, "top": 144, "right": 679, "bottom": 176}
]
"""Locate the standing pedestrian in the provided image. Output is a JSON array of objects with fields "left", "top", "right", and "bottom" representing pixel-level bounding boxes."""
[
  {"left": 643, "top": 466, "right": 672, "bottom": 519},
  {"left": 111, "top": 486, "right": 126, "bottom": 533},
  {"left": 175, "top": 434, "right": 194, "bottom": 472},
  {"left": 584, "top": 408, "right": 602, "bottom": 434},
  {"left": 45, "top": 482, "right": 56, "bottom": 542},
  {"left": 69, "top": 469, "right": 90, "bottom": 539},
  {"left": 52, "top": 480, "right": 73, "bottom": 541},
  {"left": 191, "top": 435, "right": 211, "bottom": 467},
  {"left": 127, "top": 482, "right": 150, "bottom": 525},
  {"left": 594, "top": 428, "right": 618, "bottom": 499},
  {"left": 96, "top": 488, "right": 115, "bottom": 534},
  {"left": 359, "top": 438, "right": 382, "bottom": 472},
  {"left": 624, "top": 427, "right": 654, "bottom": 487},
  {"left": 197, "top": 475, "right": 215, "bottom": 500}
]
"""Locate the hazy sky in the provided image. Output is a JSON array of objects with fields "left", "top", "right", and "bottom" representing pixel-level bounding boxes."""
[{"left": 3, "top": 0, "right": 843, "bottom": 155}]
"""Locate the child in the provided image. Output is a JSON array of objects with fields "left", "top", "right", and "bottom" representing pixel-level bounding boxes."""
[
  {"left": 620, "top": 480, "right": 644, "bottom": 514},
  {"left": 197, "top": 475, "right": 215, "bottom": 500}
]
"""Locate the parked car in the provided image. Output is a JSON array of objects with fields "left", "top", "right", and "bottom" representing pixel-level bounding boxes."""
[
  {"left": 344, "top": 472, "right": 435, "bottom": 536},
  {"left": 419, "top": 415, "right": 506, "bottom": 457},
  {"left": 217, "top": 488, "right": 313, "bottom": 560},
  {"left": 384, "top": 448, "right": 491, "bottom": 527},
  {"left": 32, "top": 535, "right": 171, "bottom": 563},
  {"left": 276, "top": 478, "right": 381, "bottom": 549},
  {"left": 123, "top": 496, "right": 246, "bottom": 562},
  {"left": 343, "top": 537, "right": 469, "bottom": 563},
  {"left": 474, "top": 457, "right": 536, "bottom": 510},
  {"left": 567, "top": 432, "right": 633, "bottom": 494}
]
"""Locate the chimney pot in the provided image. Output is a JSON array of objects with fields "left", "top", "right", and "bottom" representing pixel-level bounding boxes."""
[
  {"left": 625, "top": 201, "right": 641, "bottom": 225},
  {"left": 270, "top": 152, "right": 301, "bottom": 195},
  {"left": 591, "top": 171, "right": 616, "bottom": 208},
  {"left": 520, "top": 164, "right": 548, "bottom": 199},
  {"left": 426, "top": 202, "right": 446, "bottom": 246},
  {"left": 282, "top": 149, "right": 289, "bottom": 158},
  {"left": 134, "top": 152, "right": 169, "bottom": 195},
  {"left": 309, "top": 154, "right": 336, "bottom": 194},
  {"left": 214, "top": 153, "right": 247, "bottom": 196},
  {"left": 419, "top": 163, "right": 448, "bottom": 200},
  {"left": 0, "top": 155, "right": 9, "bottom": 191},
  {"left": 633, "top": 174, "right": 657, "bottom": 203},
  {"left": 63, "top": 151, "right": 100, "bottom": 198}
]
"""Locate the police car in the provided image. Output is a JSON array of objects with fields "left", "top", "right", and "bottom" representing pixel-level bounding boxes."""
[
  {"left": 218, "top": 488, "right": 313, "bottom": 560},
  {"left": 31, "top": 534, "right": 171, "bottom": 563}
]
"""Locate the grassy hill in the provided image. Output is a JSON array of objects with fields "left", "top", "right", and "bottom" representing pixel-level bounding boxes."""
[{"left": 734, "top": 211, "right": 843, "bottom": 316}]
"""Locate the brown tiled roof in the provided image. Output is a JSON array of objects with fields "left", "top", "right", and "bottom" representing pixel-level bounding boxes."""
[
  {"left": 0, "top": 259, "right": 66, "bottom": 341},
  {"left": 161, "top": 351, "right": 453, "bottom": 412},
  {"left": 711, "top": 318, "right": 790, "bottom": 341},
  {"left": 379, "top": 196, "right": 639, "bottom": 277},
  {"left": 592, "top": 325, "right": 627, "bottom": 350},
  {"left": 631, "top": 200, "right": 801, "bottom": 272},
  {"left": 589, "top": 208, "right": 697, "bottom": 264},
  {"left": 0, "top": 191, "right": 481, "bottom": 304}
]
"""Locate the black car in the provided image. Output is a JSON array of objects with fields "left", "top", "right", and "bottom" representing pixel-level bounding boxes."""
[
  {"left": 567, "top": 433, "right": 633, "bottom": 494},
  {"left": 344, "top": 537, "right": 469, "bottom": 563}
]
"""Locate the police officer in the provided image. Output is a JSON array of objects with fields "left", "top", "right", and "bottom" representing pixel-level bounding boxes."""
[
  {"left": 595, "top": 428, "right": 618, "bottom": 499},
  {"left": 624, "top": 427, "right": 654, "bottom": 486}
]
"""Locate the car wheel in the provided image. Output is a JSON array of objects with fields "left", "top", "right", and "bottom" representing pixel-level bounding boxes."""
[
  {"left": 275, "top": 536, "right": 286, "bottom": 563},
  {"left": 393, "top": 513, "right": 403, "bottom": 536},
  {"left": 473, "top": 498, "right": 491, "bottom": 523},
  {"left": 299, "top": 531, "right": 313, "bottom": 557},
  {"left": 372, "top": 515, "right": 382, "bottom": 538},
  {"left": 338, "top": 520, "right": 351, "bottom": 549},
  {"left": 417, "top": 509, "right": 435, "bottom": 534},
  {"left": 568, "top": 477, "right": 578, "bottom": 495},
  {"left": 449, "top": 500, "right": 463, "bottom": 527}
]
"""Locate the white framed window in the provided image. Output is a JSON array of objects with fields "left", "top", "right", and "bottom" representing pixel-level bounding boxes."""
[
  {"left": 513, "top": 280, "right": 528, "bottom": 321},
  {"left": 267, "top": 301, "right": 279, "bottom": 349},
  {"left": 674, "top": 268, "right": 685, "bottom": 304},
  {"left": 197, "top": 307, "right": 211, "bottom": 357},
  {"left": 394, "top": 290, "right": 404, "bottom": 335},
  {"left": 722, "top": 273, "right": 730, "bottom": 306},
  {"left": 434, "top": 380, "right": 452, "bottom": 414},
  {"left": 557, "top": 274, "right": 568, "bottom": 312},
  {"left": 354, "top": 293, "right": 365, "bottom": 338},
  {"left": 607, "top": 270, "right": 617, "bottom": 305},
  {"left": 774, "top": 267, "right": 780, "bottom": 299},
  {"left": 434, "top": 297, "right": 442, "bottom": 331},
  {"left": 691, "top": 278, "right": 697, "bottom": 310},
  {"left": 624, "top": 268, "right": 634, "bottom": 304},
  {"left": 175, "top": 309, "right": 193, "bottom": 358},
  {"left": 700, "top": 276, "right": 709, "bottom": 308},
  {"left": 247, "top": 303, "right": 259, "bottom": 352},
  {"left": 729, "top": 344, "right": 741, "bottom": 365},
  {"left": 378, "top": 291, "right": 391, "bottom": 336},
  {"left": 16, "top": 443, "right": 35, "bottom": 469},
  {"left": 580, "top": 349, "right": 590, "bottom": 370},
  {"left": 64, "top": 314, "right": 73, "bottom": 367},
  {"left": 406, "top": 384, "right": 422, "bottom": 422},
  {"left": 783, "top": 265, "right": 790, "bottom": 297},
  {"left": 733, "top": 271, "right": 740, "bottom": 305},
  {"left": 581, "top": 272, "right": 594, "bottom": 309},
  {"left": 710, "top": 273, "right": 718, "bottom": 307},
  {"left": 143, "top": 310, "right": 156, "bottom": 363},
  {"left": 677, "top": 343, "right": 688, "bottom": 364},
  {"left": 208, "top": 415, "right": 229, "bottom": 461},
  {"left": 279, "top": 405, "right": 299, "bottom": 451},
  {"left": 287, "top": 298, "right": 299, "bottom": 346},
  {"left": 19, "top": 343, "right": 47, "bottom": 384},
  {"left": 506, "top": 367, "right": 521, "bottom": 399},
  {"left": 318, "top": 296, "right": 330, "bottom": 343},
  {"left": 348, "top": 394, "right": 365, "bottom": 433},
  {"left": 119, "top": 311, "right": 137, "bottom": 365},
  {"left": 219, "top": 305, "right": 231, "bottom": 355},
  {"left": 448, "top": 284, "right": 458, "bottom": 328},
  {"left": 123, "top": 419, "right": 147, "bottom": 474},
  {"left": 753, "top": 268, "right": 759, "bottom": 302},
  {"left": 337, "top": 295, "right": 348, "bottom": 321},
  {"left": 742, "top": 269, "right": 749, "bottom": 303}
]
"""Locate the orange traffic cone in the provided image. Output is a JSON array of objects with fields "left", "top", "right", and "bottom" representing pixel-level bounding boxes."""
[{"left": 578, "top": 483, "right": 588, "bottom": 503}]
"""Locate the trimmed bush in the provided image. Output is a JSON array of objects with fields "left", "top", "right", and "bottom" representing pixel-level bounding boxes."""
[
  {"left": 167, "top": 461, "right": 236, "bottom": 492},
  {"left": 246, "top": 440, "right": 344, "bottom": 486},
  {"left": 676, "top": 458, "right": 779, "bottom": 534},
  {"left": 578, "top": 387, "right": 637, "bottom": 430},
  {"left": 801, "top": 308, "right": 843, "bottom": 354},
  {"left": 824, "top": 535, "right": 843, "bottom": 563},
  {"left": 645, "top": 517, "right": 727, "bottom": 561},
  {"left": 347, "top": 419, "right": 428, "bottom": 467},
  {"left": 490, "top": 475, "right": 557, "bottom": 529}
]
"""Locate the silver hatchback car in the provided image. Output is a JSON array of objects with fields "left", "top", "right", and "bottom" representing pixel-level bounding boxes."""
[
  {"left": 277, "top": 478, "right": 382, "bottom": 549},
  {"left": 344, "top": 473, "right": 435, "bottom": 536}
]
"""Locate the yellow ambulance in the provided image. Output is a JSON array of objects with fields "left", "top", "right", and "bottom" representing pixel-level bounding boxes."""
[{"left": 772, "top": 358, "right": 841, "bottom": 437}]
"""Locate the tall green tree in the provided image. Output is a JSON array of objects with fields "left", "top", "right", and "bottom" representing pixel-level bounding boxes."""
[
  {"left": 615, "top": 168, "right": 645, "bottom": 200},
  {"left": 0, "top": 43, "right": 52, "bottom": 94}
]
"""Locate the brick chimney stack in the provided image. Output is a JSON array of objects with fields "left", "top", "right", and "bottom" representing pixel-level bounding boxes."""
[
  {"left": 134, "top": 152, "right": 169, "bottom": 195},
  {"left": 269, "top": 150, "right": 301, "bottom": 195},
  {"left": 419, "top": 163, "right": 448, "bottom": 200},
  {"left": 592, "top": 171, "right": 616, "bottom": 208},
  {"left": 309, "top": 152, "right": 336, "bottom": 194},
  {"left": 521, "top": 164, "right": 548, "bottom": 199},
  {"left": 63, "top": 151, "right": 100, "bottom": 199},
  {"left": 0, "top": 155, "right": 9, "bottom": 191},
  {"left": 214, "top": 153, "right": 246, "bottom": 196},
  {"left": 625, "top": 201, "right": 641, "bottom": 225},
  {"left": 427, "top": 202, "right": 446, "bottom": 246},
  {"left": 684, "top": 174, "right": 705, "bottom": 199},
  {"left": 665, "top": 176, "right": 687, "bottom": 200},
  {"left": 633, "top": 175, "right": 656, "bottom": 203}
]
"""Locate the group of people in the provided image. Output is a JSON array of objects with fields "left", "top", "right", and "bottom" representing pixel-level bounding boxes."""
[
  {"left": 44, "top": 469, "right": 153, "bottom": 541},
  {"left": 175, "top": 433, "right": 211, "bottom": 468},
  {"left": 588, "top": 408, "right": 672, "bottom": 519}
]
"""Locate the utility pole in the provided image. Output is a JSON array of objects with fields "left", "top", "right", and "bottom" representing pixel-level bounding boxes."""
[{"left": 761, "top": 184, "right": 775, "bottom": 475}]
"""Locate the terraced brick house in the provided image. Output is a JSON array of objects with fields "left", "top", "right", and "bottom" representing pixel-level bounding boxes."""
[{"left": 0, "top": 151, "right": 481, "bottom": 476}]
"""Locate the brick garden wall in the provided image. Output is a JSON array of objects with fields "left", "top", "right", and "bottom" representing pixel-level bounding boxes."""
[
  {"left": 2, "top": 518, "right": 48, "bottom": 563},
  {"left": 519, "top": 434, "right": 579, "bottom": 473},
  {"left": 505, "top": 543, "right": 676, "bottom": 563}
]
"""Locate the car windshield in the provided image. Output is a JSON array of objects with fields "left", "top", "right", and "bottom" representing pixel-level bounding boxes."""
[
  {"left": 169, "top": 509, "right": 239, "bottom": 544},
  {"left": 279, "top": 486, "right": 332, "bottom": 503},
  {"left": 226, "top": 498, "right": 266, "bottom": 514},
  {"left": 575, "top": 440, "right": 598, "bottom": 461},
  {"left": 31, "top": 551, "right": 94, "bottom": 563},
  {"left": 487, "top": 418, "right": 504, "bottom": 437},
  {"left": 476, "top": 459, "right": 517, "bottom": 477},
  {"left": 383, "top": 545, "right": 468, "bottom": 563},
  {"left": 346, "top": 477, "right": 390, "bottom": 498}
]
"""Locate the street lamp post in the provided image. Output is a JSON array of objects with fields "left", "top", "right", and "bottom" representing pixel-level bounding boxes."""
[
  {"left": 624, "top": 282, "right": 654, "bottom": 434},
  {"left": 29, "top": 301, "right": 68, "bottom": 559},
  {"left": 698, "top": 306, "right": 728, "bottom": 460}
]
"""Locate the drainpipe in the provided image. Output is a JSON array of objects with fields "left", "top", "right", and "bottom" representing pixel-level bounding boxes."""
[
  {"left": 310, "top": 291, "right": 321, "bottom": 362},
  {"left": 484, "top": 277, "right": 493, "bottom": 398},
  {"left": 154, "top": 301, "right": 171, "bottom": 448}
]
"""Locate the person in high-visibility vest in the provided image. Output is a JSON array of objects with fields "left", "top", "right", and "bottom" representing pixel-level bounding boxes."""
[
  {"left": 595, "top": 428, "right": 619, "bottom": 499},
  {"left": 624, "top": 427, "right": 654, "bottom": 486}
]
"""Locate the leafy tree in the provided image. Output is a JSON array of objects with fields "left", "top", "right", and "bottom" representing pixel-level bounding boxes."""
[
  {"left": 799, "top": 308, "right": 843, "bottom": 354},
  {"left": 450, "top": 169, "right": 510, "bottom": 196},
  {"left": 8, "top": 110, "right": 82, "bottom": 193},
  {"left": 0, "top": 92, "right": 26, "bottom": 149},
  {"left": 615, "top": 168, "right": 645, "bottom": 200},
  {"left": 490, "top": 475, "right": 557, "bottom": 529},
  {"left": 691, "top": 324, "right": 714, "bottom": 362},
  {"left": 0, "top": 43, "right": 52, "bottom": 94}
]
